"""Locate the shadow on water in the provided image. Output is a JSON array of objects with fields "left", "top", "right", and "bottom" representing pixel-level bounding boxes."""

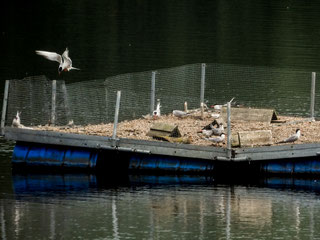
[{"left": 10, "top": 171, "right": 320, "bottom": 199}]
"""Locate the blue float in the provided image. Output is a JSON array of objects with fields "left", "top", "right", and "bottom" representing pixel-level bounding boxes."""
[
  {"left": 12, "top": 142, "right": 99, "bottom": 168},
  {"left": 129, "top": 155, "right": 214, "bottom": 172},
  {"left": 261, "top": 158, "right": 320, "bottom": 175},
  {"left": 12, "top": 142, "right": 215, "bottom": 172},
  {"left": 11, "top": 141, "right": 320, "bottom": 175}
]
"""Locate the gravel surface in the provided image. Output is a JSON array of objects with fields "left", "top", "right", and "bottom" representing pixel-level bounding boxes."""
[{"left": 33, "top": 110, "right": 320, "bottom": 147}]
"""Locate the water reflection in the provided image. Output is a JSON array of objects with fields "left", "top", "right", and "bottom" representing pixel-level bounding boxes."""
[
  {"left": 9, "top": 173, "right": 320, "bottom": 197},
  {"left": 112, "top": 197, "right": 120, "bottom": 240},
  {"left": 0, "top": 205, "right": 5, "bottom": 240},
  {"left": 0, "top": 173, "right": 319, "bottom": 239}
]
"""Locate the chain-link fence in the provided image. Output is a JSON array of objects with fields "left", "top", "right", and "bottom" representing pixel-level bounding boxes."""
[
  {"left": 2, "top": 63, "right": 318, "bottom": 127},
  {"left": 205, "top": 63, "right": 314, "bottom": 117}
]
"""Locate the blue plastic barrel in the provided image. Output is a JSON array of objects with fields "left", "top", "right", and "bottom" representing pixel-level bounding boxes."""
[
  {"left": 261, "top": 158, "right": 320, "bottom": 175},
  {"left": 129, "top": 154, "right": 214, "bottom": 172},
  {"left": 12, "top": 142, "right": 98, "bottom": 168},
  {"left": 12, "top": 142, "right": 214, "bottom": 172}
]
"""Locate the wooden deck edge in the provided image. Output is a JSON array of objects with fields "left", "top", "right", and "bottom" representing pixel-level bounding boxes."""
[
  {"left": 4, "top": 127, "right": 320, "bottom": 162},
  {"left": 236, "top": 145, "right": 320, "bottom": 161},
  {"left": 4, "top": 127, "right": 227, "bottom": 161}
]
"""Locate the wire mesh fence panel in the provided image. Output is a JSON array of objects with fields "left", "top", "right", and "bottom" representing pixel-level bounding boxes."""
[
  {"left": 65, "top": 79, "right": 108, "bottom": 125},
  {"left": 6, "top": 76, "right": 53, "bottom": 126},
  {"left": 105, "top": 71, "right": 152, "bottom": 121},
  {"left": 155, "top": 63, "right": 202, "bottom": 114},
  {"left": 205, "top": 63, "right": 312, "bottom": 117},
  {"left": 55, "top": 81, "right": 71, "bottom": 126},
  {"left": 316, "top": 92, "right": 320, "bottom": 118},
  {"left": 3, "top": 63, "right": 318, "bottom": 128}
]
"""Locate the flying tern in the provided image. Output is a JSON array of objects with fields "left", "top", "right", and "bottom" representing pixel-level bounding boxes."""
[{"left": 35, "top": 48, "right": 80, "bottom": 74}]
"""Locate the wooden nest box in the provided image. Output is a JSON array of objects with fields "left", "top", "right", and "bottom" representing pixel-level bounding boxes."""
[
  {"left": 147, "top": 122, "right": 181, "bottom": 138},
  {"left": 231, "top": 130, "right": 273, "bottom": 148},
  {"left": 221, "top": 107, "right": 278, "bottom": 123}
]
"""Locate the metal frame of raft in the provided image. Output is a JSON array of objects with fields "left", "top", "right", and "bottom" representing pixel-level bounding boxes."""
[{"left": 4, "top": 127, "right": 320, "bottom": 175}]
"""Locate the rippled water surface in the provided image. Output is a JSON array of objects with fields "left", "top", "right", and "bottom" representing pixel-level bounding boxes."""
[{"left": 2, "top": 170, "right": 320, "bottom": 239}]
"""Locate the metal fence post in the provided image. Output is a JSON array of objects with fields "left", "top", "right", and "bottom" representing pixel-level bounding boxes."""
[
  {"left": 51, "top": 80, "right": 56, "bottom": 125},
  {"left": 311, "top": 72, "right": 316, "bottom": 120},
  {"left": 61, "top": 81, "right": 72, "bottom": 123},
  {"left": 150, "top": 71, "right": 156, "bottom": 115},
  {"left": 112, "top": 91, "right": 121, "bottom": 139},
  {"left": 1, "top": 80, "right": 10, "bottom": 135},
  {"left": 105, "top": 87, "right": 109, "bottom": 122},
  {"left": 227, "top": 101, "right": 232, "bottom": 159},
  {"left": 200, "top": 63, "right": 206, "bottom": 105}
]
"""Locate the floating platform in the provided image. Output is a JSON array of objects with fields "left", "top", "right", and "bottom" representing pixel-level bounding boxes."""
[{"left": 4, "top": 127, "right": 320, "bottom": 176}]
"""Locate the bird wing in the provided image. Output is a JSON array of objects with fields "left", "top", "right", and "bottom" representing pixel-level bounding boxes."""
[
  {"left": 284, "top": 134, "right": 298, "bottom": 143},
  {"left": 35, "top": 50, "right": 62, "bottom": 63},
  {"left": 212, "top": 128, "right": 219, "bottom": 135},
  {"left": 62, "top": 48, "right": 72, "bottom": 66},
  {"left": 279, "top": 133, "right": 298, "bottom": 143},
  {"left": 207, "top": 136, "right": 222, "bottom": 143},
  {"left": 173, "top": 110, "right": 187, "bottom": 117},
  {"left": 202, "top": 130, "right": 213, "bottom": 137},
  {"left": 69, "top": 66, "right": 80, "bottom": 70}
]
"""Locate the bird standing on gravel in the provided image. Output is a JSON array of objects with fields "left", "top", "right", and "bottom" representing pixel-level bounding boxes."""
[
  {"left": 12, "top": 111, "right": 21, "bottom": 127},
  {"left": 277, "top": 129, "right": 301, "bottom": 143},
  {"left": 11, "top": 111, "right": 33, "bottom": 129},
  {"left": 201, "top": 128, "right": 214, "bottom": 137},
  {"left": 153, "top": 99, "right": 161, "bottom": 118},
  {"left": 206, "top": 133, "right": 225, "bottom": 144},
  {"left": 172, "top": 110, "right": 190, "bottom": 118},
  {"left": 200, "top": 122, "right": 224, "bottom": 137},
  {"left": 212, "top": 123, "right": 224, "bottom": 136}
]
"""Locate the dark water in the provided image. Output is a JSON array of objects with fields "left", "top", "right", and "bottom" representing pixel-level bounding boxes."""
[
  {"left": 3, "top": 1, "right": 320, "bottom": 85},
  {"left": 3, "top": 1, "right": 320, "bottom": 239},
  {"left": 2, "top": 140, "right": 320, "bottom": 239},
  {"left": 2, "top": 161, "right": 320, "bottom": 239}
]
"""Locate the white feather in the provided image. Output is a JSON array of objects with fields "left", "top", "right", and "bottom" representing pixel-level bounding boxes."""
[{"left": 35, "top": 50, "right": 62, "bottom": 63}]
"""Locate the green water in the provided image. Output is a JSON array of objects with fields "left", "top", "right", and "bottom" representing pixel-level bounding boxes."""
[{"left": 2, "top": 1, "right": 320, "bottom": 83}]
